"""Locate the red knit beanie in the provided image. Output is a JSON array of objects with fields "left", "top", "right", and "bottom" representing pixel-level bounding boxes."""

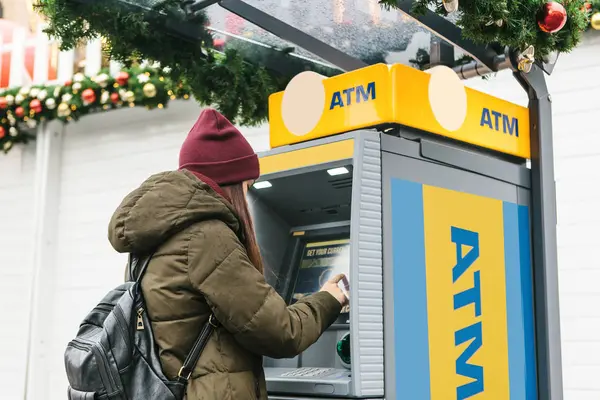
[{"left": 179, "top": 108, "right": 260, "bottom": 186}]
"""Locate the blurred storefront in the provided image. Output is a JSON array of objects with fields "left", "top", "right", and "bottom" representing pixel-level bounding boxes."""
[{"left": 0, "top": 0, "right": 42, "bottom": 32}]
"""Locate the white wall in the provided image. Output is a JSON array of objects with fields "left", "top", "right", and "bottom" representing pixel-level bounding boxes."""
[
  {"left": 0, "top": 145, "right": 36, "bottom": 400},
  {"left": 465, "top": 32, "right": 600, "bottom": 399}
]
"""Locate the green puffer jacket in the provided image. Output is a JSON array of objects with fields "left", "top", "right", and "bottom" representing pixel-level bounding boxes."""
[{"left": 107, "top": 170, "right": 342, "bottom": 400}]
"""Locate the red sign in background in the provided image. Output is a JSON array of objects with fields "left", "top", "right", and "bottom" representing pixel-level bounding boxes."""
[{"left": 0, "top": 19, "right": 57, "bottom": 88}]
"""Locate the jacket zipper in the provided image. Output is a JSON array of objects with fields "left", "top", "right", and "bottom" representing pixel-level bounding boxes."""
[{"left": 136, "top": 308, "right": 145, "bottom": 331}]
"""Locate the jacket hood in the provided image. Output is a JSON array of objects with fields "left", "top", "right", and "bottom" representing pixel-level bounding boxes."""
[{"left": 108, "top": 169, "right": 240, "bottom": 254}]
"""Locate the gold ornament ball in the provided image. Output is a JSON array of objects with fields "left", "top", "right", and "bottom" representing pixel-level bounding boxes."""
[
  {"left": 592, "top": 13, "right": 600, "bottom": 30},
  {"left": 57, "top": 102, "right": 71, "bottom": 117},
  {"left": 143, "top": 83, "right": 157, "bottom": 98},
  {"left": 126, "top": 91, "right": 135, "bottom": 103}
]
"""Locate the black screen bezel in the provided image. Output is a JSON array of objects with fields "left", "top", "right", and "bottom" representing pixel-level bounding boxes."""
[{"left": 277, "top": 224, "right": 351, "bottom": 325}]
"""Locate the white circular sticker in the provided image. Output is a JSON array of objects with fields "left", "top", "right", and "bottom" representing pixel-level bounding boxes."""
[
  {"left": 426, "top": 65, "right": 468, "bottom": 132},
  {"left": 281, "top": 71, "right": 326, "bottom": 136}
]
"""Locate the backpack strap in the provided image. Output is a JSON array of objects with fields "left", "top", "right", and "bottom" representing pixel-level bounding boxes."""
[
  {"left": 128, "top": 253, "right": 154, "bottom": 283},
  {"left": 128, "top": 252, "right": 219, "bottom": 385},
  {"left": 176, "top": 313, "right": 220, "bottom": 384}
]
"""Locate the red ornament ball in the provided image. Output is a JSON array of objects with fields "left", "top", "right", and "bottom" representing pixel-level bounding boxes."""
[
  {"left": 82, "top": 88, "right": 96, "bottom": 104},
  {"left": 110, "top": 92, "right": 120, "bottom": 104},
  {"left": 116, "top": 72, "right": 130, "bottom": 87},
  {"left": 0, "top": 97, "right": 7, "bottom": 109},
  {"left": 537, "top": 1, "right": 568, "bottom": 33},
  {"left": 30, "top": 99, "right": 43, "bottom": 113},
  {"left": 213, "top": 38, "right": 225, "bottom": 49},
  {"left": 65, "top": 80, "right": 72, "bottom": 86},
  {"left": 15, "top": 107, "right": 24, "bottom": 117},
  {"left": 0, "top": 126, "right": 5, "bottom": 139}
]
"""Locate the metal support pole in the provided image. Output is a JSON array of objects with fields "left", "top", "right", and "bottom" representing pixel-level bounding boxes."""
[
  {"left": 429, "top": 36, "right": 454, "bottom": 67},
  {"left": 514, "top": 65, "right": 563, "bottom": 400},
  {"left": 219, "top": 0, "right": 368, "bottom": 72}
]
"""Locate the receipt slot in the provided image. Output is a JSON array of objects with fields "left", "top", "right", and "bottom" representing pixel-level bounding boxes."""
[{"left": 246, "top": 62, "right": 558, "bottom": 400}]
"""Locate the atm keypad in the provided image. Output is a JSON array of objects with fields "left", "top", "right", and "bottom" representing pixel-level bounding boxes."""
[{"left": 280, "top": 367, "right": 335, "bottom": 378}]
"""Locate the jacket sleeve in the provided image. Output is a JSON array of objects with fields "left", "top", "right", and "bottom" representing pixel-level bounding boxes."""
[{"left": 187, "top": 223, "right": 342, "bottom": 359}]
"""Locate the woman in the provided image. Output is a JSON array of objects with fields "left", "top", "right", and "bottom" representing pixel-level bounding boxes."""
[{"left": 107, "top": 108, "right": 348, "bottom": 399}]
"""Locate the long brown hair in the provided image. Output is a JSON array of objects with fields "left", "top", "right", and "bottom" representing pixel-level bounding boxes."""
[{"left": 221, "top": 183, "right": 264, "bottom": 274}]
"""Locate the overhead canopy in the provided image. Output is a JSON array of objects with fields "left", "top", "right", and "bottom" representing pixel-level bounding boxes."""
[
  {"left": 100, "top": 0, "right": 556, "bottom": 76},
  {"left": 203, "top": 0, "right": 484, "bottom": 73}
]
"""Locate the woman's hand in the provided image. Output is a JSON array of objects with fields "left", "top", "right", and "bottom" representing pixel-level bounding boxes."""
[{"left": 319, "top": 274, "right": 349, "bottom": 306}]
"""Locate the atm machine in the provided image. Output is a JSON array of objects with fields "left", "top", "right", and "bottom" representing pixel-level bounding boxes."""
[
  {"left": 248, "top": 131, "right": 376, "bottom": 399},
  {"left": 246, "top": 60, "right": 559, "bottom": 400}
]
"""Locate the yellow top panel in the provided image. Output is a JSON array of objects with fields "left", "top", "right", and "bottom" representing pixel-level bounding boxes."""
[
  {"left": 268, "top": 63, "right": 530, "bottom": 159},
  {"left": 259, "top": 138, "right": 354, "bottom": 176}
]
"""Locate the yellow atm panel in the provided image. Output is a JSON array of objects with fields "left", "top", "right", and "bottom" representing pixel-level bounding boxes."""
[{"left": 268, "top": 63, "right": 530, "bottom": 159}]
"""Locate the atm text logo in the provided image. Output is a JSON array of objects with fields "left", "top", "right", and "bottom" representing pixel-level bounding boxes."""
[
  {"left": 452, "top": 226, "right": 484, "bottom": 400},
  {"left": 329, "top": 82, "right": 376, "bottom": 110},
  {"left": 480, "top": 107, "right": 519, "bottom": 137}
]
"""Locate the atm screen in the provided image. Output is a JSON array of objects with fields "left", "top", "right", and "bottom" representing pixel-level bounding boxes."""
[{"left": 291, "top": 238, "right": 350, "bottom": 314}]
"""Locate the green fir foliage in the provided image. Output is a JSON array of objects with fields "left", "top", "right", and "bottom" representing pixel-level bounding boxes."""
[{"left": 379, "top": 0, "right": 592, "bottom": 59}]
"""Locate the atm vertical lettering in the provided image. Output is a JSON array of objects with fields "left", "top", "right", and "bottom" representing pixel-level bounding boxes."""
[{"left": 451, "top": 226, "right": 484, "bottom": 400}]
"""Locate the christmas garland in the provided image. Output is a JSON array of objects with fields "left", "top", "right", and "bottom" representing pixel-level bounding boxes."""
[
  {"left": 379, "top": 0, "right": 594, "bottom": 62},
  {"left": 0, "top": 65, "right": 194, "bottom": 153}
]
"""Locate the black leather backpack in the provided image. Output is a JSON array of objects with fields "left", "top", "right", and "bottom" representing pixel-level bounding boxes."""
[{"left": 64, "top": 253, "right": 218, "bottom": 400}]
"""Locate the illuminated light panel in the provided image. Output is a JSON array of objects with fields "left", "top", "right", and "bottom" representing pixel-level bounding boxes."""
[
  {"left": 327, "top": 167, "right": 350, "bottom": 176},
  {"left": 253, "top": 181, "right": 273, "bottom": 189}
]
